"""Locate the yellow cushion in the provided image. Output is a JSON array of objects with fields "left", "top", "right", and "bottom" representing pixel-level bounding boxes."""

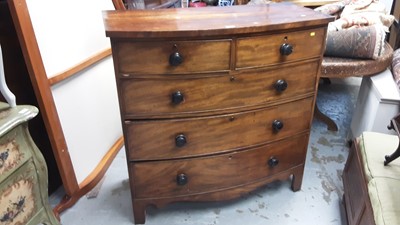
[
  {"left": 359, "top": 132, "right": 400, "bottom": 182},
  {"left": 368, "top": 177, "right": 400, "bottom": 225}
]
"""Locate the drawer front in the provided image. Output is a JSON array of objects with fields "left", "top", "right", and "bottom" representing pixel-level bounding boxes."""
[
  {"left": 0, "top": 126, "right": 30, "bottom": 182},
  {"left": 236, "top": 28, "right": 326, "bottom": 68},
  {"left": 120, "top": 61, "right": 318, "bottom": 118},
  {"left": 0, "top": 160, "right": 40, "bottom": 225},
  {"left": 131, "top": 134, "right": 308, "bottom": 198},
  {"left": 126, "top": 97, "right": 313, "bottom": 161},
  {"left": 116, "top": 40, "right": 231, "bottom": 74}
]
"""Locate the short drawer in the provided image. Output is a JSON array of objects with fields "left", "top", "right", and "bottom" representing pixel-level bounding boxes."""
[
  {"left": 0, "top": 126, "right": 30, "bottom": 183},
  {"left": 131, "top": 134, "right": 308, "bottom": 199},
  {"left": 0, "top": 160, "right": 41, "bottom": 224},
  {"left": 119, "top": 60, "right": 319, "bottom": 118},
  {"left": 236, "top": 28, "right": 326, "bottom": 68},
  {"left": 125, "top": 97, "right": 313, "bottom": 161},
  {"left": 115, "top": 40, "right": 231, "bottom": 74}
]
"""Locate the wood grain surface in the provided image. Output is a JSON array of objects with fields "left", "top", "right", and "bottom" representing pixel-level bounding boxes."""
[{"left": 103, "top": 3, "right": 333, "bottom": 38}]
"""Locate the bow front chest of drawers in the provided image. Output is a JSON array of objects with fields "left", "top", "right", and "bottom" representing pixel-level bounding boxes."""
[{"left": 103, "top": 4, "right": 332, "bottom": 224}]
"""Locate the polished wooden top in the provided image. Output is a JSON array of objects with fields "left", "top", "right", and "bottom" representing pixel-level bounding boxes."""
[{"left": 103, "top": 3, "right": 333, "bottom": 38}]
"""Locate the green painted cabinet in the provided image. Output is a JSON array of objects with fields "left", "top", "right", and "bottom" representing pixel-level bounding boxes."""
[{"left": 0, "top": 102, "right": 59, "bottom": 225}]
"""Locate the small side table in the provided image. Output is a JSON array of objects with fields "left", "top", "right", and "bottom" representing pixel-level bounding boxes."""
[
  {"left": 0, "top": 102, "right": 60, "bottom": 225},
  {"left": 316, "top": 42, "right": 394, "bottom": 131}
]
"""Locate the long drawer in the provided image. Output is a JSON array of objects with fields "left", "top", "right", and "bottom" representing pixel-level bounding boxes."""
[
  {"left": 125, "top": 97, "right": 313, "bottom": 161},
  {"left": 236, "top": 28, "right": 326, "bottom": 69},
  {"left": 119, "top": 61, "right": 319, "bottom": 118},
  {"left": 115, "top": 39, "right": 231, "bottom": 74},
  {"left": 131, "top": 134, "right": 309, "bottom": 199}
]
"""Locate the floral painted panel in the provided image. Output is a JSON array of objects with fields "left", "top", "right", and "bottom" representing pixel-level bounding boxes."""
[
  {"left": 0, "top": 178, "right": 36, "bottom": 225},
  {"left": 0, "top": 110, "right": 11, "bottom": 121},
  {"left": 0, "top": 139, "right": 22, "bottom": 175}
]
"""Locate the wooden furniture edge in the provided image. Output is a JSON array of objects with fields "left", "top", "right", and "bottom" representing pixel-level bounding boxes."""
[
  {"left": 342, "top": 138, "right": 375, "bottom": 225},
  {"left": 112, "top": 0, "right": 126, "bottom": 9},
  {"left": 49, "top": 48, "right": 112, "bottom": 86},
  {"left": 389, "top": 0, "right": 400, "bottom": 49},
  {"left": 7, "top": 0, "right": 80, "bottom": 195},
  {"left": 78, "top": 136, "right": 124, "bottom": 191},
  {"left": 53, "top": 136, "right": 124, "bottom": 218}
]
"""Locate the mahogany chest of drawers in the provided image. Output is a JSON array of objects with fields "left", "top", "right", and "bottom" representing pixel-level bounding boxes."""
[{"left": 103, "top": 4, "right": 332, "bottom": 224}]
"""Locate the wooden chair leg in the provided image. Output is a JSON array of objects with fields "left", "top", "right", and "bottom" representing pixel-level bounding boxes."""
[
  {"left": 384, "top": 143, "right": 400, "bottom": 165},
  {"left": 385, "top": 115, "right": 400, "bottom": 165}
]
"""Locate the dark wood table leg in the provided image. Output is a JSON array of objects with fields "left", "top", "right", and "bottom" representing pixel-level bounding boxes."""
[
  {"left": 314, "top": 104, "right": 339, "bottom": 131},
  {"left": 384, "top": 143, "right": 400, "bottom": 165},
  {"left": 384, "top": 116, "right": 400, "bottom": 165}
]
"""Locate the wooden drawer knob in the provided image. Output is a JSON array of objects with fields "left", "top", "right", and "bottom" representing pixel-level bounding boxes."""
[
  {"left": 280, "top": 43, "right": 293, "bottom": 56},
  {"left": 176, "top": 173, "right": 188, "bottom": 186},
  {"left": 169, "top": 44, "right": 184, "bottom": 66},
  {"left": 272, "top": 119, "right": 284, "bottom": 132},
  {"left": 171, "top": 91, "right": 184, "bottom": 104},
  {"left": 268, "top": 157, "right": 279, "bottom": 167},
  {"left": 274, "top": 79, "right": 288, "bottom": 92},
  {"left": 175, "top": 134, "right": 187, "bottom": 147}
]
